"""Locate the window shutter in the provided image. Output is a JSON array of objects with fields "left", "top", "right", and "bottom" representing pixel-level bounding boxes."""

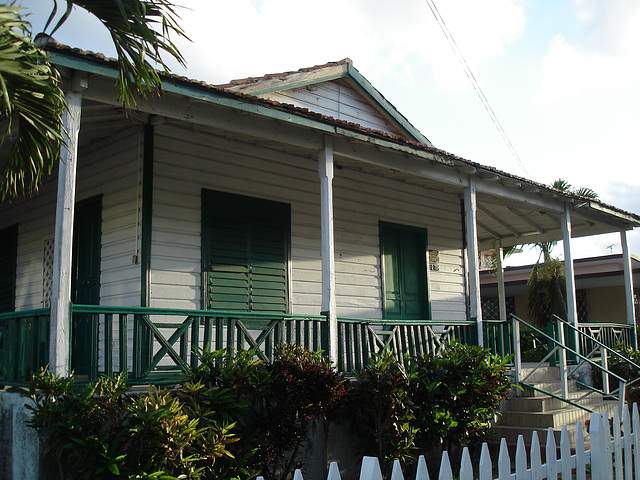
[{"left": 203, "top": 191, "right": 289, "bottom": 313}]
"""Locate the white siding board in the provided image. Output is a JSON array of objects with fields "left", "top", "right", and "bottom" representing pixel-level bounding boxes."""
[
  {"left": 34, "top": 118, "right": 466, "bottom": 321},
  {"left": 261, "top": 81, "right": 407, "bottom": 138}
]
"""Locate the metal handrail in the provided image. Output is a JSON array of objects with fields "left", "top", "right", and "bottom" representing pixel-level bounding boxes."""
[
  {"left": 554, "top": 314, "right": 640, "bottom": 394},
  {"left": 511, "top": 314, "right": 628, "bottom": 413}
]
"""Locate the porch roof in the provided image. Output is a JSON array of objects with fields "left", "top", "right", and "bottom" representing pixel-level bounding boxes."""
[{"left": 45, "top": 43, "right": 640, "bottom": 249}]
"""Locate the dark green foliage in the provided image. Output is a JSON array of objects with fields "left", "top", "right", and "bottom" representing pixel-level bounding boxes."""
[
  {"left": 592, "top": 343, "right": 640, "bottom": 397},
  {"left": 408, "top": 342, "right": 511, "bottom": 456},
  {"left": 526, "top": 258, "right": 567, "bottom": 327},
  {"left": 257, "top": 344, "right": 349, "bottom": 477},
  {"left": 188, "top": 345, "right": 349, "bottom": 480},
  {"left": 26, "top": 369, "right": 234, "bottom": 480},
  {"left": 25, "top": 343, "right": 511, "bottom": 480},
  {"left": 520, "top": 327, "right": 551, "bottom": 362},
  {"left": 347, "top": 349, "right": 417, "bottom": 474}
]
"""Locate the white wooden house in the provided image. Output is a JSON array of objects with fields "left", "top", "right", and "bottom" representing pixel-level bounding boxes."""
[{"left": 0, "top": 47, "right": 639, "bottom": 384}]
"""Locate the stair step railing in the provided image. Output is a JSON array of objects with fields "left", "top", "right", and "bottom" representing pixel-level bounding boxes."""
[{"left": 511, "top": 314, "right": 637, "bottom": 413}]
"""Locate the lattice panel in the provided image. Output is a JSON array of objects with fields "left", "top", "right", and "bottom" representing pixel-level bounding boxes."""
[
  {"left": 42, "top": 238, "right": 54, "bottom": 307},
  {"left": 576, "top": 289, "right": 589, "bottom": 323}
]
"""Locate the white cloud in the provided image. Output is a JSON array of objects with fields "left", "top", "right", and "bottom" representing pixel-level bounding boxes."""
[{"left": 173, "top": 0, "right": 525, "bottom": 91}]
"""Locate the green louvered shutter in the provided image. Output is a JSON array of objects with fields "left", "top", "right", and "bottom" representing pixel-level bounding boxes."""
[
  {"left": 203, "top": 191, "right": 290, "bottom": 313},
  {"left": 0, "top": 225, "right": 18, "bottom": 313}
]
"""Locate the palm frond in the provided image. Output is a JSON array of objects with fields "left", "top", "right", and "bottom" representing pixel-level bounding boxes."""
[
  {"left": 67, "top": 0, "right": 188, "bottom": 106},
  {"left": 551, "top": 178, "right": 572, "bottom": 192},
  {"left": 0, "top": 5, "right": 65, "bottom": 200},
  {"left": 573, "top": 186, "right": 599, "bottom": 199}
]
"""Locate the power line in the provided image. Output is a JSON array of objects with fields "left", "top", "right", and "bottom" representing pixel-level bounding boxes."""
[{"left": 424, "top": 0, "right": 529, "bottom": 177}]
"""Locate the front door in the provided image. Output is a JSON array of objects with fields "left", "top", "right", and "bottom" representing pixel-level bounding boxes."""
[
  {"left": 380, "top": 222, "right": 429, "bottom": 320},
  {"left": 71, "top": 196, "right": 102, "bottom": 377}
]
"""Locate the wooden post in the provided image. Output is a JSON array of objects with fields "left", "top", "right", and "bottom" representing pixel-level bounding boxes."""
[
  {"left": 49, "top": 74, "right": 86, "bottom": 377},
  {"left": 319, "top": 136, "right": 337, "bottom": 363},
  {"left": 494, "top": 240, "right": 507, "bottom": 322},
  {"left": 465, "top": 177, "right": 483, "bottom": 346},
  {"left": 562, "top": 203, "right": 579, "bottom": 356},
  {"left": 621, "top": 230, "right": 637, "bottom": 348}
]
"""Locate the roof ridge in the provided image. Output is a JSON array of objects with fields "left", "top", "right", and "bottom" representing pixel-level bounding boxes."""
[{"left": 215, "top": 58, "right": 353, "bottom": 89}]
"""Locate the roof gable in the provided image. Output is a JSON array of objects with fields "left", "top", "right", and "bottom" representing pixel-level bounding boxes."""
[{"left": 218, "top": 59, "right": 432, "bottom": 145}]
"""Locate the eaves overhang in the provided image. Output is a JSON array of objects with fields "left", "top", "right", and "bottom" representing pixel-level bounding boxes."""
[{"left": 46, "top": 46, "right": 640, "bottom": 248}]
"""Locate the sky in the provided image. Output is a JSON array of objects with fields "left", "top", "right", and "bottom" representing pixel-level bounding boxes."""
[{"left": 21, "top": 0, "right": 640, "bottom": 266}]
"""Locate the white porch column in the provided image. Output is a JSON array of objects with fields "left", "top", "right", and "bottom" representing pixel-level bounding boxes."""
[
  {"left": 465, "top": 177, "right": 483, "bottom": 346},
  {"left": 621, "top": 230, "right": 637, "bottom": 348},
  {"left": 50, "top": 76, "right": 86, "bottom": 376},
  {"left": 561, "top": 203, "right": 579, "bottom": 354},
  {"left": 494, "top": 239, "right": 507, "bottom": 322},
  {"left": 318, "top": 135, "right": 338, "bottom": 362}
]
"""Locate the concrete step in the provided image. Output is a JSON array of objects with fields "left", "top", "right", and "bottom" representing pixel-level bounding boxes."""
[
  {"left": 492, "top": 423, "right": 589, "bottom": 449},
  {"left": 498, "top": 400, "right": 617, "bottom": 429},
  {"left": 519, "top": 380, "right": 581, "bottom": 397},
  {"left": 506, "top": 393, "right": 605, "bottom": 412},
  {"left": 518, "top": 365, "right": 562, "bottom": 383}
]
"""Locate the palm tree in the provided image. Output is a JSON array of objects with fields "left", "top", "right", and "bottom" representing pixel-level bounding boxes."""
[
  {"left": 0, "top": 0, "right": 187, "bottom": 200},
  {"left": 525, "top": 178, "right": 599, "bottom": 326},
  {"left": 0, "top": 5, "right": 65, "bottom": 200}
]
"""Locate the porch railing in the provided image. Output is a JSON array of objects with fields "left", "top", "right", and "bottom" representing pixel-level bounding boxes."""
[
  {"left": 71, "top": 305, "right": 328, "bottom": 383},
  {"left": 336, "top": 318, "right": 476, "bottom": 374},
  {"left": 2, "top": 305, "right": 637, "bottom": 386},
  {"left": 0, "top": 308, "right": 49, "bottom": 385}
]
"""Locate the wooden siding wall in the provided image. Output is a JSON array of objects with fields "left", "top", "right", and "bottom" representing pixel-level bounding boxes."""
[
  {"left": 152, "top": 121, "right": 467, "bottom": 322},
  {"left": 78, "top": 131, "right": 141, "bottom": 307},
  {"left": 260, "top": 81, "right": 407, "bottom": 139},
  {"left": 0, "top": 127, "right": 141, "bottom": 310}
]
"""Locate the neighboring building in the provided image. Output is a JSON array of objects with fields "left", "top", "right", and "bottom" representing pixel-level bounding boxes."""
[{"left": 480, "top": 254, "right": 640, "bottom": 325}]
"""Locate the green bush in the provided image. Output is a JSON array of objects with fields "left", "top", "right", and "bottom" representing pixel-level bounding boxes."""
[
  {"left": 409, "top": 342, "right": 511, "bottom": 455},
  {"left": 25, "top": 342, "right": 511, "bottom": 480},
  {"left": 26, "top": 370, "right": 232, "bottom": 480},
  {"left": 591, "top": 342, "right": 640, "bottom": 398},
  {"left": 188, "top": 344, "right": 348, "bottom": 480},
  {"left": 347, "top": 349, "right": 418, "bottom": 474}
]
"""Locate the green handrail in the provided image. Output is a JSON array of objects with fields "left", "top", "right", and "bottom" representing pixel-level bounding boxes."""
[{"left": 511, "top": 314, "right": 631, "bottom": 415}]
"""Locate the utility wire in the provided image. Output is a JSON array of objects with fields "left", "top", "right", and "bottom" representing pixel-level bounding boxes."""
[{"left": 424, "top": 0, "right": 529, "bottom": 177}]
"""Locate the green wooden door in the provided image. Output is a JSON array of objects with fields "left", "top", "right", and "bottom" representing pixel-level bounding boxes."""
[
  {"left": 71, "top": 196, "right": 102, "bottom": 377},
  {"left": 0, "top": 224, "right": 18, "bottom": 313},
  {"left": 202, "top": 190, "right": 290, "bottom": 313},
  {"left": 380, "top": 223, "right": 428, "bottom": 320}
]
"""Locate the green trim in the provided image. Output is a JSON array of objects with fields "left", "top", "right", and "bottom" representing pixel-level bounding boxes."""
[
  {"left": 0, "top": 308, "right": 50, "bottom": 320},
  {"left": 236, "top": 62, "right": 431, "bottom": 145},
  {"left": 72, "top": 304, "right": 326, "bottom": 321},
  {"left": 141, "top": 124, "right": 154, "bottom": 307},
  {"left": 346, "top": 64, "right": 431, "bottom": 145}
]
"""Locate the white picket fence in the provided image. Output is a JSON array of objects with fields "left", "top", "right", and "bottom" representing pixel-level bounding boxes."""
[{"left": 270, "top": 403, "right": 640, "bottom": 480}]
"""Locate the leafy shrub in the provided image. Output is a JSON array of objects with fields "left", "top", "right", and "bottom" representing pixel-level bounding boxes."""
[
  {"left": 347, "top": 349, "right": 417, "bottom": 474},
  {"left": 26, "top": 370, "right": 234, "bottom": 480},
  {"left": 189, "top": 345, "right": 348, "bottom": 480},
  {"left": 591, "top": 342, "right": 640, "bottom": 395},
  {"left": 408, "top": 342, "right": 511, "bottom": 456}
]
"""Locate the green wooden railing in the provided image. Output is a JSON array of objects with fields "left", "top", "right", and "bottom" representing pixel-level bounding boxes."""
[
  {"left": 0, "top": 308, "right": 50, "bottom": 385},
  {"left": 71, "top": 305, "right": 328, "bottom": 383},
  {"left": 578, "top": 323, "right": 635, "bottom": 353},
  {"left": 2, "top": 305, "right": 636, "bottom": 386},
  {"left": 337, "top": 317, "right": 477, "bottom": 374}
]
